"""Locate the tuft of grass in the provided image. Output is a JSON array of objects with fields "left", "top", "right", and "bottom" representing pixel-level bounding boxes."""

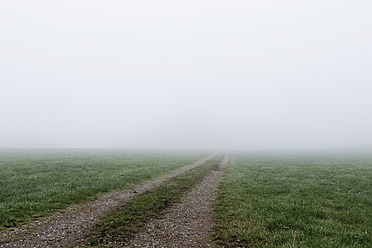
[
  {"left": 86, "top": 157, "right": 221, "bottom": 247},
  {"left": 214, "top": 152, "right": 372, "bottom": 247},
  {"left": 0, "top": 149, "right": 208, "bottom": 229}
]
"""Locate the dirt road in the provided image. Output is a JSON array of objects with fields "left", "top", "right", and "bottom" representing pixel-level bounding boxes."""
[{"left": 0, "top": 153, "right": 222, "bottom": 248}]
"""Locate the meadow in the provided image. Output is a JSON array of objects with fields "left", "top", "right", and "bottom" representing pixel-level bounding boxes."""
[
  {"left": 2, "top": 149, "right": 372, "bottom": 247},
  {"left": 0, "top": 149, "right": 207, "bottom": 229},
  {"left": 214, "top": 152, "right": 372, "bottom": 247}
]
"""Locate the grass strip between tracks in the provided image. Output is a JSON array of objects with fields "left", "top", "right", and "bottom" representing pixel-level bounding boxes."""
[{"left": 84, "top": 157, "right": 221, "bottom": 247}]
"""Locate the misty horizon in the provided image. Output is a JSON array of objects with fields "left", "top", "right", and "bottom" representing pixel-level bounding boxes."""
[{"left": 1, "top": 1, "right": 371, "bottom": 151}]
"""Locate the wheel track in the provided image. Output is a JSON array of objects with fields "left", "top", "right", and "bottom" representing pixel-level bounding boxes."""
[
  {"left": 123, "top": 152, "right": 230, "bottom": 248},
  {"left": 0, "top": 153, "right": 221, "bottom": 248}
]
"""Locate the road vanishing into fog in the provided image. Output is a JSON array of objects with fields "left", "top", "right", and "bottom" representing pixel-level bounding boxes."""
[{"left": 0, "top": 152, "right": 229, "bottom": 248}]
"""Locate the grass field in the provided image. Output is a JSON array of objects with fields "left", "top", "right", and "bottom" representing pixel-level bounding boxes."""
[
  {"left": 2, "top": 149, "right": 372, "bottom": 247},
  {"left": 214, "top": 152, "right": 372, "bottom": 247},
  {"left": 0, "top": 149, "right": 208, "bottom": 229}
]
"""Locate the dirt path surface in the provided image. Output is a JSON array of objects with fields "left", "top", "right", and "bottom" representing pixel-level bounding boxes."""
[
  {"left": 124, "top": 152, "right": 230, "bottom": 248},
  {"left": 0, "top": 153, "right": 220, "bottom": 248}
]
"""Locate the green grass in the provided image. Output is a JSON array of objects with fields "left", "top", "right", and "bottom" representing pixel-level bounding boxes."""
[
  {"left": 85, "top": 157, "right": 221, "bottom": 247},
  {"left": 0, "top": 149, "right": 208, "bottom": 229},
  {"left": 214, "top": 152, "right": 372, "bottom": 247}
]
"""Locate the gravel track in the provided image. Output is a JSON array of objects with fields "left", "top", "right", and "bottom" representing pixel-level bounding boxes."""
[
  {"left": 0, "top": 153, "right": 220, "bottom": 248},
  {"left": 123, "top": 152, "right": 230, "bottom": 248}
]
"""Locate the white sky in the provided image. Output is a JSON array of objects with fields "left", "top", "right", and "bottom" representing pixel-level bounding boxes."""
[{"left": 1, "top": 1, "right": 371, "bottom": 150}]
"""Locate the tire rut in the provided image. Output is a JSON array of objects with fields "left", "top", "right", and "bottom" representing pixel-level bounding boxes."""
[
  {"left": 123, "top": 152, "right": 230, "bottom": 248},
  {"left": 0, "top": 153, "right": 220, "bottom": 248}
]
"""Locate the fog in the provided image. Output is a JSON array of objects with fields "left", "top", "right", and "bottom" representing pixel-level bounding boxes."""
[{"left": 1, "top": 1, "right": 371, "bottom": 150}]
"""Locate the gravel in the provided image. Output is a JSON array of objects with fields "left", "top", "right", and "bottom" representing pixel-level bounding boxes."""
[
  {"left": 0, "top": 153, "right": 220, "bottom": 248},
  {"left": 123, "top": 153, "right": 230, "bottom": 248}
]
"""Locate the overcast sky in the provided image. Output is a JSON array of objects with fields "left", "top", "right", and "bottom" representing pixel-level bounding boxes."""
[{"left": 1, "top": 1, "right": 371, "bottom": 150}]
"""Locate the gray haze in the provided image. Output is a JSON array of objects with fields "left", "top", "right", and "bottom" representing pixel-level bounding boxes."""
[{"left": 1, "top": 1, "right": 371, "bottom": 150}]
